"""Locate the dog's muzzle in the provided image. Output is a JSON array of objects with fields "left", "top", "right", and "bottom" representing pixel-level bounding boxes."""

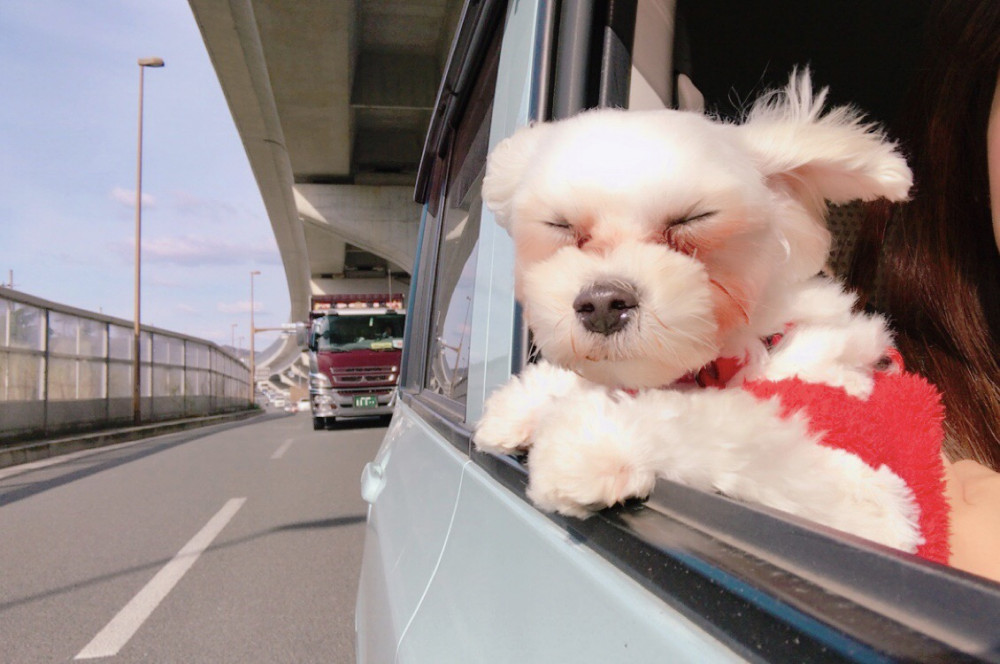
[{"left": 573, "top": 281, "right": 638, "bottom": 336}]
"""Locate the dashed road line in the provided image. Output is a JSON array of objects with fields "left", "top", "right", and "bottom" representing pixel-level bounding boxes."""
[
  {"left": 271, "top": 438, "right": 294, "bottom": 459},
  {"left": 74, "top": 497, "right": 247, "bottom": 660}
]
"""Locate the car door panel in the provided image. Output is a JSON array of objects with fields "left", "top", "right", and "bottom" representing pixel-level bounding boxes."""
[
  {"left": 356, "top": 405, "right": 466, "bottom": 661},
  {"left": 398, "top": 460, "right": 744, "bottom": 663}
]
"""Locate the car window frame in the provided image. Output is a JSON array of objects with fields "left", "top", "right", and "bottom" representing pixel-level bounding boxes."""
[{"left": 406, "top": 0, "right": 508, "bottom": 435}]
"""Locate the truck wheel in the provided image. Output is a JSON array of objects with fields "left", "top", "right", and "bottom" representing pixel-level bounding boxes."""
[{"left": 312, "top": 416, "right": 325, "bottom": 431}]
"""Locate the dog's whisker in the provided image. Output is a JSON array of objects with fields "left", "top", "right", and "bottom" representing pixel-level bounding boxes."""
[
  {"left": 637, "top": 320, "right": 688, "bottom": 366},
  {"left": 645, "top": 314, "right": 677, "bottom": 349},
  {"left": 673, "top": 319, "right": 717, "bottom": 346},
  {"left": 709, "top": 278, "right": 751, "bottom": 325},
  {"left": 644, "top": 313, "right": 715, "bottom": 359},
  {"left": 649, "top": 311, "right": 670, "bottom": 332},
  {"left": 555, "top": 312, "right": 572, "bottom": 335},
  {"left": 648, "top": 312, "right": 706, "bottom": 347}
]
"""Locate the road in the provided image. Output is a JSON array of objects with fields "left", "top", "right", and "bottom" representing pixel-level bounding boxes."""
[{"left": 0, "top": 410, "right": 385, "bottom": 663}]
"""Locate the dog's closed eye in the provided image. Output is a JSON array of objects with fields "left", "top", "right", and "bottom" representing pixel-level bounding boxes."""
[
  {"left": 660, "top": 210, "right": 718, "bottom": 253},
  {"left": 544, "top": 218, "right": 595, "bottom": 249},
  {"left": 668, "top": 210, "right": 718, "bottom": 226}
]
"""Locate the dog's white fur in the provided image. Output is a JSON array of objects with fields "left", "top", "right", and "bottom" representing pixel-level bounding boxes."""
[{"left": 474, "top": 72, "right": 924, "bottom": 551}]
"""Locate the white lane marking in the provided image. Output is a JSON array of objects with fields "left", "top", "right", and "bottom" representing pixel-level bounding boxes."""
[
  {"left": 271, "top": 438, "right": 294, "bottom": 459},
  {"left": 74, "top": 497, "right": 247, "bottom": 660}
]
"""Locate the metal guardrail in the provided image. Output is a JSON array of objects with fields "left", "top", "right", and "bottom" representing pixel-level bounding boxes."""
[{"left": 0, "top": 286, "right": 251, "bottom": 441}]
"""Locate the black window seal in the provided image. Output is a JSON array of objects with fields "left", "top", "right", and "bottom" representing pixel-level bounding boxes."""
[{"left": 414, "top": 0, "right": 508, "bottom": 205}]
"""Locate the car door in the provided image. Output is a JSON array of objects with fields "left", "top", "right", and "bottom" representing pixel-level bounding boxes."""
[{"left": 359, "top": 2, "right": 1000, "bottom": 662}]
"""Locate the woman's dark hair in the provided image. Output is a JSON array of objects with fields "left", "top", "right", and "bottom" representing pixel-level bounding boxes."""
[{"left": 848, "top": 0, "right": 1000, "bottom": 468}]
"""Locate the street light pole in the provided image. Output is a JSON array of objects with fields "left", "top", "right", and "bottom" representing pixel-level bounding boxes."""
[
  {"left": 133, "top": 56, "right": 164, "bottom": 426},
  {"left": 249, "top": 270, "right": 261, "bottom": 405}
]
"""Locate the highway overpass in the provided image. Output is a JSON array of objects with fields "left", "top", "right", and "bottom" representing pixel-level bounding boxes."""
[{"left": 188, "top": 0, "right": 464, "bottom": 377}]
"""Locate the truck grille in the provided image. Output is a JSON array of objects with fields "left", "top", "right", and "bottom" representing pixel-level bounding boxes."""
[
  {"left": 336, "top": 387, "right": 394, "bottom": 397},
  {"left": 331, "top": 366, "right": 394, "bottom": 385}
]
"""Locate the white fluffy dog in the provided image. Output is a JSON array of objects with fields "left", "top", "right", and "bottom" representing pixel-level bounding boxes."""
[{"left": 474, "top": 72, "right": 925, "bottom": 552}]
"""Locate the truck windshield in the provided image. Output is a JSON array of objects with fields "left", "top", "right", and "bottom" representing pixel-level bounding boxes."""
[{"left": 314, "top": 313, "right": 405, "bottom": 352}]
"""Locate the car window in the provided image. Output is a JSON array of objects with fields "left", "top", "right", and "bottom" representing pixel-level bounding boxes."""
[{"left": 421, "top": 42, "right": 499, "bottom": 412}]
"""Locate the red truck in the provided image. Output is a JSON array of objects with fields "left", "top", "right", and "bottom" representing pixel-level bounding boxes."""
[{"left": 307, "top": 293, "right": 406, "bottom": 430}]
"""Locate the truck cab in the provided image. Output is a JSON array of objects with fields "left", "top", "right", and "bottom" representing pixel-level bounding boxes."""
[{"left": 307, "top": 293, "right": 405, "bottom": 429}]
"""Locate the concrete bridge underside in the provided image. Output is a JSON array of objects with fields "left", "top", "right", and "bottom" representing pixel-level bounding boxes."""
[{"left": 188, "top": 0, "right": 464, "bottom": 375}]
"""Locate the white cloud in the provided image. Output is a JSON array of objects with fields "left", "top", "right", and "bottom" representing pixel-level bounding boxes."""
[
  {"left": 107, "top": 235, "right": 280, "bottom": 266},
  {"left": 218, "top": 299, "right": 265, "bottom": 314},
  {"left": 167, "top": 189, "right": 242, "bottom": 223},
  {"left": 111, "top": 187, "right": 155, "bottom": 207},
  {"left": 148, "top": 275, "right": 184, "bottom": 288}
]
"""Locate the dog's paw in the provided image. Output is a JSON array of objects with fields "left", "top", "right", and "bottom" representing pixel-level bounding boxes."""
[
  {"left": 525, "top": 399, "right": 657, "bottom": 518},
  {"left": 474, "top": 379, "right": 546, "bottom": 453},
  {"left": 474, "top": 362, "right": 587, "bottom": 455},
  {"left": 474, "top": 403, "right": 535, "bottom": 454},
  {"left": 824, "top": 452, "right": 923, "bottom": 552}
]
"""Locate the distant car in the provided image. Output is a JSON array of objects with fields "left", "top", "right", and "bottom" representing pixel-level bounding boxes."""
[
  {"left": 297, "top": 397, "right": 311, "bottom": 411},
  {"left": 284, "top": 403, "right": 298, "bottom": 413},
  {"left": 272, "top": 398, "right": 286, "bottom": 408}
]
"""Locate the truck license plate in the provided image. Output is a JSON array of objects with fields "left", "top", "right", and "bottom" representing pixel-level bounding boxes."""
[{"left": 353, "top": 395, "right": 378, "bottom": 409}]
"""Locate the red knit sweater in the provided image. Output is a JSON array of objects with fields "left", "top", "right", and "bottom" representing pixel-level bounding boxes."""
[{"left": 744, "top": 373, "right": 950, "bottom": 563}]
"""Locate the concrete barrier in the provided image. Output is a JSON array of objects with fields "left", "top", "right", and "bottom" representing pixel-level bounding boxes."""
[{"left": 0, "top": 409, "right": 263, "bottom": 470}]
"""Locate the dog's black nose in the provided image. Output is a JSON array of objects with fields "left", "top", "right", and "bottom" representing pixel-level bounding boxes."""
[{"left": 573, "top": 282, "right": 639, "bottom": 336}]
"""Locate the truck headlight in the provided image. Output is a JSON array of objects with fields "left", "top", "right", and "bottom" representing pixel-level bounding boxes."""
[{"left": 310, "top": 373, "right": 332, "bottom": 389}]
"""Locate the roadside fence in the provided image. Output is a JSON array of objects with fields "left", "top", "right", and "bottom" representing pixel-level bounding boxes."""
[{"left": 0, "top": 286, "right": 251, "bottom": 442}]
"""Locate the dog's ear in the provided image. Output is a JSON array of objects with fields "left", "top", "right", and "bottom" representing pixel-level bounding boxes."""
[
  {"left": 737, "top": 69, "right": 912, "bottom": 278},
  {"left": 738, "top": 70, "right": 913, "bottom": 205},
  {"left": 482, "top": 122, "right": 551, "bottom": 230}
]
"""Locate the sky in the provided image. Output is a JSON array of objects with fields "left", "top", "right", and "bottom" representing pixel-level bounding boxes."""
[{"left": 0, "top": 1, "right": 288, "bottom": 352}]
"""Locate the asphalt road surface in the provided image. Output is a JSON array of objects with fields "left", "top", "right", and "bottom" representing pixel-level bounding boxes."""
[{"left": 0, "top": 410, "right": 385, "bottom": 663}]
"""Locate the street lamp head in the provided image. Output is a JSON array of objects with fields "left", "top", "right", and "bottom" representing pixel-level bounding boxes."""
[
  {"left": 251, "top": 270, "right": 262, "bottom": 276},
  {"left": 138, "top": 57, "right": 165, "bottom": 67}
]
